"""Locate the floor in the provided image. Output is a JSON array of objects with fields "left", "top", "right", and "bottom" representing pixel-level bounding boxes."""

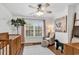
[
  {"left": 23, "top": 45, "right": 55, "bottom": 55},
  {"left": 25, "top": 36, "right": 42, "bottom": 43},
  {"left": 48, "top": 45, "right": 64, "bottom": 55}
]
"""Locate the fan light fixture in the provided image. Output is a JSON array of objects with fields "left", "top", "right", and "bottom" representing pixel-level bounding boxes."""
[
  {"left": 29, "top": 3, "right": 52, "bottom": 16},
  {"left": 36, "top": 11, "right": 44, "bottom": 16}
]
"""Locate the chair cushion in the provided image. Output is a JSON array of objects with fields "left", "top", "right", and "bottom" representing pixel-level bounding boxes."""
[{"left": 41, "top": 40, "right": 49, "bottom": 47}]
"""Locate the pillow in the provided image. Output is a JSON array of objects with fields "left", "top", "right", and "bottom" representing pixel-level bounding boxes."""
[{"left": 72, "top": 37, "right": 79, "bottom": 43}]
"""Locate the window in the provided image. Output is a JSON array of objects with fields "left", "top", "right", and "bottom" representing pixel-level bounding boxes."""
[
  {"left": 26, "top": 24, "right": 33, "bottom": 36},
  {"left": 35, "top": 26, "right": 42, "bottom": 36},
  {"left": 25, "top": 20, "right": 43, "bottom": 37}
]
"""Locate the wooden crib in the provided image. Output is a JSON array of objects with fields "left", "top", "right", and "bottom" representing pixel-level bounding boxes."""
[{"left": 0, "top": 32, "right": 22, "bottom": 55}]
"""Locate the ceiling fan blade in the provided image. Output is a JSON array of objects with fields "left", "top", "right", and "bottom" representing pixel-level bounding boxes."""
[
  {"left": 44, "top": 3, "right": 50, "bottom": 7},
  {"left": 28, "top": 5, "right": 37, "bottom": 9},
  {"left": 46, "top": 11, "right": 52, "bottom": 13}
]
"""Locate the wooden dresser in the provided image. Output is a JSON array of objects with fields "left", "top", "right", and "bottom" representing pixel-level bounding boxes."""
[{"left": 64, "top": 43, "right": 79, "bottom": 55}]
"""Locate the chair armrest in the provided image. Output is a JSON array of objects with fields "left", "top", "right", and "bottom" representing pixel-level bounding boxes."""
[{"left": 45, "top": 38, "right": 50, "bottom": 40}]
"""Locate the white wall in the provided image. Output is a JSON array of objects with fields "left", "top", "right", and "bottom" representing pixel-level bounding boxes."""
[
  {"left": 55, "top": 4, "right": 76, "bottom": 43},
  {"left": 0, "top": 4, "right": 12, "bottom": 33},
  {"left": 55, "top": 32, "right": 68, "bottom": 43},
  {"left": 67, "top": 4, "right": 76, "bottom": 43},
  {"left": 45, "top": 19, "right": 55, "bottom": 37},
  {"left": 55, "top": 6, "right": 69, "bottom": 43},
  {"left": 76, "top": 4, "right": 79, "bottom": 20}
]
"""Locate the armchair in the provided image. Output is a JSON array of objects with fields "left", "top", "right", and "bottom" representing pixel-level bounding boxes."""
[{"left": 41, "top": 32, "right": 55, "bottom": 47}]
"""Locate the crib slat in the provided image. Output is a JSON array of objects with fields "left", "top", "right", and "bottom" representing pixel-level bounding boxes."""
[
  {"left": 6, "top": 44, "right": 7, "bottom": 55},
  {"left": 0, "top": 34, "right": 21, "bottom": 55},
  {"left": 0, "top": 42, "right": 1, "bottom": 55},
  {"left": 2, "top": 41, "right": 4, "bottom": 55}
]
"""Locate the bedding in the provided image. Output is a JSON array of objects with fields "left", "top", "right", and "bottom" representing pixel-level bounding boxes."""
[{"left": 72, "top": 37, "right": 79, "bottom": 43}]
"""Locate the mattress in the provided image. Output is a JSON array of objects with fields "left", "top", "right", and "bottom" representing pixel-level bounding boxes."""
[{"left": 72, "top": 37, "right": 79, "bottom": 43}]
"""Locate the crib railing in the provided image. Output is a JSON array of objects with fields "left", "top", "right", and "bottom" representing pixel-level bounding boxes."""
[
  {"left": 9, "top": 35, "right": 22, "bottom": 55},
  {"left": 0, "top": 34, "right": 22, "bottom": 55},
  {"left": 0, "top": 39, "right": 9, "bottom": 55}
]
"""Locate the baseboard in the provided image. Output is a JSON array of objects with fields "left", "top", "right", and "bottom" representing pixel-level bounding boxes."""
[{"left": 24, "top": 42, "right": 41, "bottom": 46}]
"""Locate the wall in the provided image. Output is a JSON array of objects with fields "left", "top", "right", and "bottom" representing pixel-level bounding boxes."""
[
  {"left": 0, "top": 4, "right": 12, "bottom": 33},
  {"left": 55, "top": 6, "right": 69, "bottom": 43},
  {"left": 45, "top": 19, "right": 55, "bottom": 37},
  {"left": 67, "top": 4, "right": 76, "bottom": 43},
  {"left": 55, "top": 4, "right": 76, "bottom": 43},
  {"left": 76, "top": 4, "right": 79, "bottom": 20}
]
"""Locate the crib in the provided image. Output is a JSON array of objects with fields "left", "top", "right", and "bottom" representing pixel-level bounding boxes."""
[{"left": 0, "top": 32, "right": 22, "bottom": 55}]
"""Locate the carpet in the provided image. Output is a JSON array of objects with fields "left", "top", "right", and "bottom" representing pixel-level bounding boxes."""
[{"left": 23, "top": 45, "right": 55, "bottom": 55}]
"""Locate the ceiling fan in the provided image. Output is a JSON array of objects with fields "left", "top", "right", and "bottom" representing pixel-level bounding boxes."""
[{"left": 28, "top": 3, "right": 52, "bottom": 16}]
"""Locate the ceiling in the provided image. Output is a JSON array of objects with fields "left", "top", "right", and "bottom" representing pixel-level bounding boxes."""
[{"left": 2, "top": 3, "right": 72, "bottom": 18}]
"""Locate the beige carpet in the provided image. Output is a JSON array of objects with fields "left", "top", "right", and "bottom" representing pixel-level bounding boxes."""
[{"left": 23, "top": 45, "right": 55, "bottom": 55}]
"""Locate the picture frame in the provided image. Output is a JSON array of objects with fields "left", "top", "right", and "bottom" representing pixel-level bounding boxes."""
[{"left": 55, "top": 16, "right": 67, "bottom": 32}]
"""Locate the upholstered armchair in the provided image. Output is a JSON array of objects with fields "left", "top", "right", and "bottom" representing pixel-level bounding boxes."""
[{"left": 41, "top": 32, "right": 55, "bottom": 47}]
